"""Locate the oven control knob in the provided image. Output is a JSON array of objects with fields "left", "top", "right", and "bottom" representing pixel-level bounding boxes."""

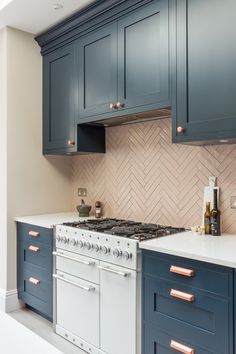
[
  {"left": 102, "top": 246, "right": 110, "bottom": 254},
  {"left": 72, "top": 238, "right": 78, "bottom": 246},
  {"left": 56, "top": 235, "right": 61, "bottom": 242},
  {"left": 113, "top": 247, "right": 123, "bottom": 258},
  {"left": 123, "top": 250, "right": 132, "bottom": 260},
  {"left": 94, "top": 244, "right": 100, "bottom": 252},
  {"left": 78, "top": 240, "right": 84, "bottom": 248},
  {"left": 62, "top": 236, "right": 69, "bottom": 244},
  {"left": 85, "top": 241, "right": 93, "bottom": 250}
]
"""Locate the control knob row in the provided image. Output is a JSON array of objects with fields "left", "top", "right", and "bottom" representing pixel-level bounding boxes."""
[
  {"left": 57, "top": 235, "right": 69, "bottom": 244},
  {"left": 113, "top": 247, "right": 132, "bottom": 260}
]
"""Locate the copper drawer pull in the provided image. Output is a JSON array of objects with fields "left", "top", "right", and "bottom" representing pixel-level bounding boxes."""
[
  {"left": 29, "top": 231, "right": 40, "bottom": 237},
  {"left": 170, "top": 289, "right": 195, "bottom": 302},
  {"left": 28, "top": 245, "right": 40, "bottom": 253},
  {"left": 170, "top": 265, "right": 194, "bottom": 277},
  {"left": 170, "top": 340, "right": 194, "bottom": 354},
  {"left": 29, "top": 277, "right": 40, "bottom": 285}
]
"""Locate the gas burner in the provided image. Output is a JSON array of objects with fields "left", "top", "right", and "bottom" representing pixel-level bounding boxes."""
[{"left": 62, "top": 218, "right": 186, "bottom": 241}]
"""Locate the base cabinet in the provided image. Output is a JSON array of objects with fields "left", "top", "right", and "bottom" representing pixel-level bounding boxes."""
[
  {"left": 142, "top": 251, "right": 234, "bottom": 354},
  {"left": 17, "top": 222, "right": 53, "bottom": 321}
]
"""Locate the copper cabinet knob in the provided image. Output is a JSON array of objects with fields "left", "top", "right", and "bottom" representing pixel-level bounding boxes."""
[
  {"left": 67, "top": 140, "right": 75, "bottom": 146},
  {"left": 116, "top": 101, "right": 124, "bottom": 108},
  {"left": 177, "top": 126, "right": 185, "bottom": 134},
  {"left": 109, "top": 103, "right": 117, "bottom": 110}
]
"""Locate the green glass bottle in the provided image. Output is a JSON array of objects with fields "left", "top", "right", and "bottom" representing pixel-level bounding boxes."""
[
  {"left": 204, "top": 202, "right": 211, "bottom": 234},
  {"left": 211, "top": 189, "right": 221, "bottom": 236}
]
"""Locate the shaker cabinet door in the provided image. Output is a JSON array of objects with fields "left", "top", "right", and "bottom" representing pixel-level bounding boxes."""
[
  {"left": 172, "top": 0, "right": 236, "bottom": 144},
  {"left": 78, "top": 23, "right": 118, "bottom": 120},
  {"left": 43, "top": 43, "right": 77, "bottom": 153},
  {"left": 117, "top": 0, "right": 170, "bottom": 113}
]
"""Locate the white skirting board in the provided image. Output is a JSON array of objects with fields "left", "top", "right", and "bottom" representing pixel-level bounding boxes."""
[{"left": 0, "top": 288, "right": 23, "bottom": 312}]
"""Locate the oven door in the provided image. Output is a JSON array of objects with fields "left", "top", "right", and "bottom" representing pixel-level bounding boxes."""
[
  {"left": 54, "top": 270, "right": 100, "bottom": 347},
  {"left": 99, "top": 261, "right": 137, "bottom": 354}
]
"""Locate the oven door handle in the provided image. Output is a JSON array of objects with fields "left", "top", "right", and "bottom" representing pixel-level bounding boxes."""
[
  {"left": 53, "top": 251, "right": 95, "bottom": 266},
  {"left": 53, "top": 274, "right": 95, "bottom": 292},
  {"left": 97, "top": 265, "right": 130, "bottom": 277}
]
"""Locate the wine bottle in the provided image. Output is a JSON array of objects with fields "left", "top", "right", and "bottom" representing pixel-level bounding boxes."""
[
  {"left": 204, "top": 202, "right": 211, "bottom": 234},
  {"left": 211, "top": 189, "right": 221, "bottom": 236}
]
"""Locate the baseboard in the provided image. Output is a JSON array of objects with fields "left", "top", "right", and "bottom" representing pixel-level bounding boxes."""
[{"left": 0, "top": 288, "right": 23, "bottom": 313}]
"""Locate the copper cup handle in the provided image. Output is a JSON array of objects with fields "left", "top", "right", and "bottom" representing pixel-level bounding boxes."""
[
  {"left": 170, "top": 289, "right": 195, "bottom": 302},
  {"left": 170, "top": 265, "right": 194, "bottom": 277},
  {"left": 29, "top": 277, "right": 40, "bottom": 285},
  {"left": 170, "top": 340, "right": 194, "bottom": 354},
  {"left": 28, "top": 245, "right": 40, "bottom": 253},
  {"left": 29, "top": 231, "right": 40, "bottom": 237}
]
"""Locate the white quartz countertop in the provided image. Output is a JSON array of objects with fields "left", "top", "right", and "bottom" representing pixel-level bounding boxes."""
[
  {"left": 140, "top": 231, "right": 236, "bottom": 268},
  {"left": 15, "top": 212, "right": 96, "bottom": 229}
]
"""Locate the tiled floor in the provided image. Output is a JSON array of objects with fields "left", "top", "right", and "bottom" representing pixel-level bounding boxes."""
[{"left": 10, "top": 307, "right": 84, "bottom": 354}]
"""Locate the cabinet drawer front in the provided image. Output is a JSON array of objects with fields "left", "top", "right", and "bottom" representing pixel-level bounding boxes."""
[
  {"left": 21, "top": 268, "right": 52, "bottom": 304},
  {"left": 143, "top": 325, "right": 214, "bottom": 354},
  {"left": 55, "top": 249, "right": 99, "bottom": 284},
  {"left": 22, "top": 241, "right": 52, "bottom": 270},
  {"left": 144, "top": 276, "right": 231, "bottom": 353},
  {"left": 143, "top": 251, "right": 231, "bottom": 296},
  {"left": 17, "top": 222, "right": 53, "bottom": 245}
]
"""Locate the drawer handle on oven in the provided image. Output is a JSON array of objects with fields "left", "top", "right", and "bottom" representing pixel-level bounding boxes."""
[
  {"left": 29, "top": 277, "right": 40, "bottom": 285},
  {"left": 53, "top": 252, "right": 95, "bottom": 266},
  {"left": 53, "top": 274, "right": 95, "bottom": 292},
  {"left": 29, "top": 231, "right": 40, "bottom": 237},
  {"left": 170, "top": 265, "right": 194, "bottom": 277},
  {"left": 97, "top": 265, "right": 130, "bottom": 277},
  {"left": 170, "top": 340, "right": 194, "bottom": 354},
  {"left": 28, "top": 245, "right": 40, "bottom": 253},
  {"left": 170, "top": 289, "right": 195, "bottom": 302}
]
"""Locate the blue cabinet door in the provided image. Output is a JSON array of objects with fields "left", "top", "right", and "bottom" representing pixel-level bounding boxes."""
[
  {"left": 117, "top": 0, "right": 170, "bottom": 114},
  {"left": 172, "top": 0, "right": 236, "bottom": 144},
  {"left": 78, "top": 23, "right": 118, "bottom": 120},
  {"left": 43, "top": 43, "right": 77, "bottom": 153}
]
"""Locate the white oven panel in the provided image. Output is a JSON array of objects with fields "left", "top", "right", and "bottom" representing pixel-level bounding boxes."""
[{"left": 56, "top": 226, "right": 138, "bottom": 270}]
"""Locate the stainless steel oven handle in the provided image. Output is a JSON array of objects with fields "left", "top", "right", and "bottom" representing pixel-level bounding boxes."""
[
  {"left": 97, "top": 265, "right": 130, "bottom": 277},
  {"left": 53, "top": 274, "right": 95, "bottom": 292},
  {"left": 53, "top": 251, "right": 95, "bottom": 266}
]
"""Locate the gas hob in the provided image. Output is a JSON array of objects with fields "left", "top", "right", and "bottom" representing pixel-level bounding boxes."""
[{"left": 62, "top": 218, "right": 185, "bottom": 242}]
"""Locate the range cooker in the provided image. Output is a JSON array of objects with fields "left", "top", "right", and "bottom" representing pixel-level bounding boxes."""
[{"left": 53, "top": 219, "right": 186, "bottom": 354}]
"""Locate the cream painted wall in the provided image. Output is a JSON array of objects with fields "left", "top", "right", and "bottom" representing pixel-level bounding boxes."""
[
  {"left": 5, "top": 27, "right": 72, "bottom": 291},
  {"left": 0, "top": 28, "right": 7, "bottom": 290}
]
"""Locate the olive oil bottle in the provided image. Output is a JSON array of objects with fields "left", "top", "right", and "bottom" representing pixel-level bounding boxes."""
[
  {"left": 211, "top": 189, "right": 221, "bottom": 236},
  {"left": 204, "top": 202, "right": 211, "bottom": 234}
]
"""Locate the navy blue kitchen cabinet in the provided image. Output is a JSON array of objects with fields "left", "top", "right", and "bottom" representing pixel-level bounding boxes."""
[
  {"left": 78, "top": 23, "right": 118, "bottom": 120},
  {"left": 17, "top": 222, "right": 53, "bottom": 321},
  {"left": 43, "top": 43, "right": 77, "bottom": 154},
  {"left": 43, "top": 43, "right": 106, "bottom": 155},
  {"left": 142, "top": 251, "right": 234, "bottom": 354},
  {"left": 171, "top": 0, "right": 236, "bottom": 144},
  {"left": 78, "top": 0, "right": 170, "bottom": 124}
]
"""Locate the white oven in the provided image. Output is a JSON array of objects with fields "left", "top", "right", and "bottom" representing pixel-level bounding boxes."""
[{"left": 53, "top": 227, "right": 141, "bottom": 354}]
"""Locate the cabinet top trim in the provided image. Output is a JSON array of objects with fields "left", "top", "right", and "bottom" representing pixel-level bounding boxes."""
[{"left": 35, "top": 0, "right": 154, "bottom": 55}]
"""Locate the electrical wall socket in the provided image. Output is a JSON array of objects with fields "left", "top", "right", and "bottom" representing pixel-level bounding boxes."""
[
  {"left": 78, "top": 188, "right": 87, "bottom": 197},
  {"left": 230, "top": 196, "right": 236, "bottom": 209}
]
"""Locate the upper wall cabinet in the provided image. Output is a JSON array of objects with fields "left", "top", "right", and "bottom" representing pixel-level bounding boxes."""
[
  {"left": 172, "top": 0, "right": 236, "bottom": 144},
  {"left": 78, "top": 0, "right": 170, "bottom": 124},
  {"left": 78, "top": 23, "right": 118, "bottom": 119},
  {"left": 43, "top": 43, "right": 77, "bottom": 153},
  {"left": 117, "top": 1, "right": 169, "bottom": 113}
]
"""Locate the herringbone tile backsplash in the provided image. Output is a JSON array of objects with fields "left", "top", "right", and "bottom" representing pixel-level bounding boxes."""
[{"left": 71, "top": 118, "right": 236, "bottom": 233}]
